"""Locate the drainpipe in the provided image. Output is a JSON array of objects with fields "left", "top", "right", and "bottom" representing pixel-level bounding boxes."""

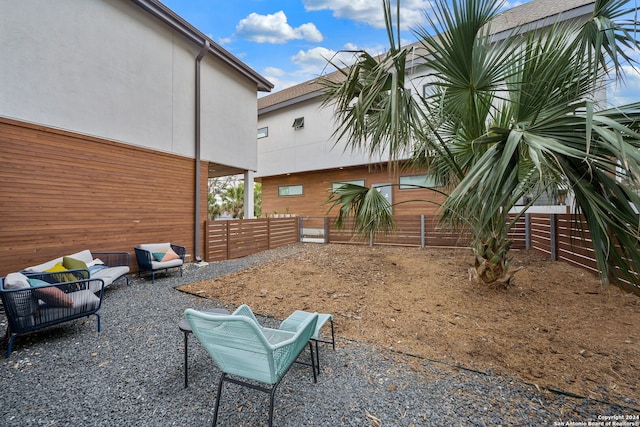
[{"left": 194, "top": 40, "right": 209, "bottom": 262}]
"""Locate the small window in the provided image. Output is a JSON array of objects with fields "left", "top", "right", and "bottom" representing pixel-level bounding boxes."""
[
  {"left": 257, "top": 127, "right": 268, "bottom": 139},
  {"left": 278, "top": 185, "right": 303, "bottom": 196},
  {"left": 332, "top": 180, "right": 365, "bottom": 192},
  {"left": 292, "top": 117, "right": 304, "bottom": 129},
  {"left": 400, "top": 175, "right": 437, "bottom": 190}
]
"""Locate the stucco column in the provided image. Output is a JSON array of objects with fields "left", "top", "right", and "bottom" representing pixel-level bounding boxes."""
[{"left": 244, "top": 170, "right": 255, "bottom": 219}]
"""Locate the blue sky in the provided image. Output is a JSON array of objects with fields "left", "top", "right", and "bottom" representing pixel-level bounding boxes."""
[{"left": 160, "top": 0, "right": 640, "bottom": 104}]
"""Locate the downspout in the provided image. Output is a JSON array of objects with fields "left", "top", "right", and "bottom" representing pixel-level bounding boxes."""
[{"left": 194, "top": 40, "right": 209, "bottom": 262}]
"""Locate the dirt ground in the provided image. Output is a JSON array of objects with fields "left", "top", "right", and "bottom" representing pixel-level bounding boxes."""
[{"left": 179, "top": 244, "right": 640, "bottom": 407}]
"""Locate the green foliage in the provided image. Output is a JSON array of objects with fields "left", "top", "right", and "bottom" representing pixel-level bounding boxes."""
[
  {"left": 320, "top": 0, "right": 640, "bottom": 287},
  {"left": 207, "top": 179, "right": 262, "bottom": 219}
]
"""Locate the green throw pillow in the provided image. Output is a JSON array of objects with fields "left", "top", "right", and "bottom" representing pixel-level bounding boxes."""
[
  {"left": 44, "top": 262, "right": 77, "bottom": 283},
  {"left": 63, "top": 256, "right": 88, "bottom": 270}
]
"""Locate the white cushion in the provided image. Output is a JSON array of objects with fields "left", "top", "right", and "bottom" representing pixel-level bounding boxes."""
[
  {"left": 4, "top": 272, "right": 31, "bottom": 289},
  {"left": 138, "top": 243, "right": 172, "bottom": 253},
  {"left": 91, "top": 266, "right": 130, "bottom": 287},
  {"left": 151, "top": 259, "right": 183, "bottom": 269},
  {"left": 24, "top": 257, "right": 64, "bottom": 273},
  {"left": 68, "top": 289, "right": 100, "bottom": 308},
  {"left": 39, "top": 290, "right": 100, "bottom": 319}
]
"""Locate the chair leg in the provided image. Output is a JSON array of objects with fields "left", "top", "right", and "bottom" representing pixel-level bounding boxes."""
[
  {"left": 330, "top": 319, "right": 335, "bottom": 350},
  {"left": 314, "top": 340, "right": 321, "bottom": 375},
  {"left": 308, "top": 341, "right": 317, "bottom": 383},
  {"left": 212, "top": 373, "right": 226, "bottom": 427},
  {"left": 268, "top": 385, "right": 278, "bottom": 427}
]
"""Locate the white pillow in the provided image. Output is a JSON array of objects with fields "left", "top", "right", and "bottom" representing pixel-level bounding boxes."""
[
  {"left": 87, "top": 258, "right": 105, "bottom": 267},
  {"left": 4, "top": 272, "right": 31, "bottom": 289}
]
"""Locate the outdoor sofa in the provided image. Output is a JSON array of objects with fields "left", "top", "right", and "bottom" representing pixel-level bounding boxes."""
[
  {"left": 0, "top": 249, "right": 129, "bottom": 357},
  {"left": 0, "top": 271, "right": 104, "bottom": 357},
  {"left": 22, "top": 249, "right": 130, "bottom": 293}
]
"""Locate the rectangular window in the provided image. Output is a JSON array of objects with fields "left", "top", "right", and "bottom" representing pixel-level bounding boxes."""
[
  {"left": 257, "top": 127, "right": 268, "bottom": 139},
  {"left": 400, "top": 174, "right": 437, "bottom": 190},
  {"left": 332, "top": 180, "right": 365, "bottom": 192},
  {"left": 278, "top": 185, "right": 303, "bottom": 196},
  {"left": 292, "top": 117, "right": 304, "bottom": 129}
]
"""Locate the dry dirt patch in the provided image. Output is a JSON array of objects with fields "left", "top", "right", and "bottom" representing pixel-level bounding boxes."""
[{"left": 179, "top": 244, "right": 640, "bottom": 406}]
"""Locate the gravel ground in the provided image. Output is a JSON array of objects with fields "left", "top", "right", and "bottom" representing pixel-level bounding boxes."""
[{"left": 0, "top": 244, "right": 635, "bottom": 426}]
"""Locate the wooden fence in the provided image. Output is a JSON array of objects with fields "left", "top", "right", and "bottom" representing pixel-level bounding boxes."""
[
  {"left": 204, "top": 213, "right": 638, "bottom": 293},
  {"left": 204, "top": 218, "right": 298, "bottom": 262}
]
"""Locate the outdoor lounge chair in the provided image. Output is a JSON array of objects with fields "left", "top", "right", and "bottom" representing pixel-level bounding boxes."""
[
  {"left": 184, "top": 305, "right": 318, "bottom": 427},
  {"left": 134, "top": 243, "right": 185, "bottom": 283}
]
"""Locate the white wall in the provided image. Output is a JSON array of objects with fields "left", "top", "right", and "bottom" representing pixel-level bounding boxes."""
[
  {"left": 201, "top": 58, "right": 258, "bottom": 171},
  {"left": 0, "top": 0, "right": 258, "bottom": 171},
  {"left": 256, "top": 97, "right": 385, "bottom": 177}
]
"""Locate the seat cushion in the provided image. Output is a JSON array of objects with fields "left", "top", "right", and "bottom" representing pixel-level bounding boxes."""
[
  {"left": 151, "top": 259, "right": 183, "bottom": 269},
  {"left": 38, "top": 290, "right": 100, "bottom": 321},
  {"left": 91, "top": 266, "right": 130, "bottom": 287}
]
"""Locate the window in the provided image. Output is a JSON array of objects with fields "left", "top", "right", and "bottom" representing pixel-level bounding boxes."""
[
  {"left": 400, "top": 174, "right": 437, "bottom": 189},
  {"left": 292, "top": 117, "right": 304, "bottom": 129},
  {"left": 257, "top": 127, "right": 268, "bottom": 139},
  {"left": 278, "top": 185, "right": 303, "bottom": 196},
  {"left": 332, "top": 180, "right": 365, "bottom": 192}
]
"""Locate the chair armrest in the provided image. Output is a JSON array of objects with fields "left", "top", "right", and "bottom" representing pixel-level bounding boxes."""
[
  {"left": 92, "top": 251, "right": 130, "bottom": 268},
  {"left": 134, "top": 247, "right": 153, "bottom": 270},
  {"left": 170, "top": 244, "right": 186, "bottom": 260},
  {"left": 270, "top": 313, "right": 318, "bottom": 379}
]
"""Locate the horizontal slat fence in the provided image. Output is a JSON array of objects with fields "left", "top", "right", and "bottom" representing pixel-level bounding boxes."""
[
  {"left": 204, "top": 218, "right": 298, "bottom": 262},
  {"left": 204, "top": 213, "right": 638, "bottom": 294}
]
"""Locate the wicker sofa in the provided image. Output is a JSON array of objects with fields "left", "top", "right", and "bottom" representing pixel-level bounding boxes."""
[
  {"left": 22, "top": 249, "right": 130, "bottom": 293},
  {"left": 0, "top": 271, "right": 104, "bottom": 357}
]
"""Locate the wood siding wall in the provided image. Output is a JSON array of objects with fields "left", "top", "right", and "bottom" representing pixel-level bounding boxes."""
[
  {"left": 260, "top": 164, "right": 447, "bottom": 218},
  {"left": 0, "top": 118, "right": 208, "bottom": 276}
]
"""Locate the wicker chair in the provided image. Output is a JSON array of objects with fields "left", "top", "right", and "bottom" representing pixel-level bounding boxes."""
[{"left": 184, "top": 305, "right": 318, "bottom": 427}]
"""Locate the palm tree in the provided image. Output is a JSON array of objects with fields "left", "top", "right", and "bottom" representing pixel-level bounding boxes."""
[{"left": 321, "top": 0, "right": 640, "bottom": 288}]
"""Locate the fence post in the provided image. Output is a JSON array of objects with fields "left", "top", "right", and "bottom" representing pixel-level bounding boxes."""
[
  {"left": 267, "top": 217, "right": 272, "bottom": 249},
  {"left": 525, "top": 213, "right": 531, "bottom": 250},
  {"left": 204, "top": 220, "right": 209, "bottom": 261},
  {"left": 420, "top": 215, "right": 425, "bottom": 248},
  {"left": 323, "top": 217, "right": 329, "bottom": 244},
  {"left": 550, "top": 214, "right": 557, "bottom": 261}
]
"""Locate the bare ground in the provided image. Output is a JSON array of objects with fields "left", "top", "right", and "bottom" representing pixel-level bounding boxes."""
[{"left": 178, "top": 244, "right": 640, "bottom": 407}]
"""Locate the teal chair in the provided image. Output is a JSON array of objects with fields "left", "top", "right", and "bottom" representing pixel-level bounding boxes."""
[{"left": 184, "top": 305, "right": 318, "bottom": 427}]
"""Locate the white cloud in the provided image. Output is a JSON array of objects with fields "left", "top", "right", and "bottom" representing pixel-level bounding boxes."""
[
  {"left": 236, "top": 10, "right": 323, "bottom": 44},
  {"left": 302, "top": 0, "right": 431, "bottom": 30},
  {"left": 290, "top": 42, "right": 388, "bottom": 78},
  {"left": 607, "top": 63, "right": 640, "bottom": 106}
]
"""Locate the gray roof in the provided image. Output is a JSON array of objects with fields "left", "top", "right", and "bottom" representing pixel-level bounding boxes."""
[
  {"left": 132, "top": 0, "right": 273, "bottom": 92},
  {"left": 258, "top": 0, "right": 594, "bottom": 112}
]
